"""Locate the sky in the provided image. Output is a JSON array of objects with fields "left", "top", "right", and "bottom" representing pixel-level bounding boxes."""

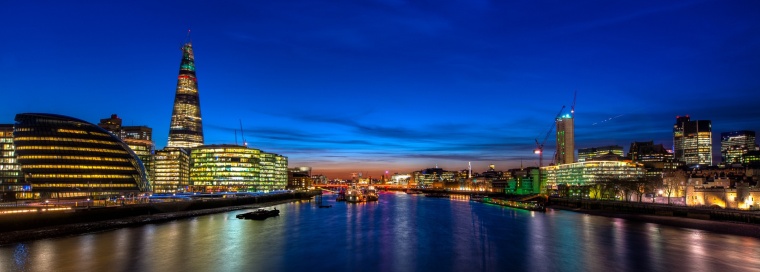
[{"left": 1, "top": 1, "right": 760, "bottom": 179}]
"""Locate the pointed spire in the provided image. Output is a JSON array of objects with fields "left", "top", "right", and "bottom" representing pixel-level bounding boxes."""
[{"left": 167, "top": 32, "right": 204, "bottom": 148}]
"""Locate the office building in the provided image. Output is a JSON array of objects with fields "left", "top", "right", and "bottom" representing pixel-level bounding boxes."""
[
  {"left": 578, "top": 145, "right": 624, "bottom": 162},
  {"left": 154, "top": 147, "right": 190, "bottom": 193},
  {"left": 13, "top": 113, "right": 149, "bottom": 199},
  {"left": 167, "top": 40, "right": 204, "bottom": 148},
  {"left": 542, "top": 161, "right": 645, "bottom": 189},
  {"left": 673, "top": 116, "right": 712, "bottom": 166},
  {"left": 98, "top": 115, "right": 156, "bottom": 186},
  {"left": 721, "top": 131, "right": 756, "bottom": 165},
  {"left": 556, "top": 114, "right": 575, "bottom": 165},
  {"left": 190, "top": 145, "right": 260, "bottom": 192},
  {"left": 0, "top": 124, "right": 25, "bottom": 200}
]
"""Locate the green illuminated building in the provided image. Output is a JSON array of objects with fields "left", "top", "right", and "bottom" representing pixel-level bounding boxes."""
[
  {"left": 542, "top": 161, "right": 645, "bottom": 190},
  {"left": 189, "top": 145, "right": 288, "bottom": 192}
]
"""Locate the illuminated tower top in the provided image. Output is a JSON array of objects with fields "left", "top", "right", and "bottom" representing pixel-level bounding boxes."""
[{"left": 167, "top": 38, "right": 204, "bottom": 148}]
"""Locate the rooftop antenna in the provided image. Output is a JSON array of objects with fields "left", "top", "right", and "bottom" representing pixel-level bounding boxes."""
[
  {"left": 185, "top": 29, "right": 192, "bottom": 44},
  {"left": 239, "top": 119, "right": 247, "bottom": 146}
]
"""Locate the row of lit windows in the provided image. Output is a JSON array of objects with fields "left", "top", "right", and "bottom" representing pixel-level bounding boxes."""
[
  {"left": 22, "top": 165, "right": 135, "bottom": 171},
  {"left": 34, "top": 183, "right": 136, "bottom": 188},
  {"left": 56, "top": 129, "right": 88, "bottom": 134},
  {"left": 16, "top": 146, "right": 128, "bottom": 154},
  {"left": 29, "top": 174, "right": 135, "bottom": 179},
  {"left": 16, "top": 155, "right": 130, "bottom": 162},
  {"left": 15, "top": 136, "right": 120, "bottom": 146}
]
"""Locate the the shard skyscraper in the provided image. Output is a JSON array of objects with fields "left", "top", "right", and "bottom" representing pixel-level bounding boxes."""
[{"left": 167, "top": 39, "right": 204, "bottom": 148}]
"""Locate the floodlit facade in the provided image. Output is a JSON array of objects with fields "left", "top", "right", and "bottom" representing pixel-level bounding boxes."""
[
  {"left": 153, "top": 147, "right": 190, "bottom": 193},
  {"left": 542, "top": 161, "right": 645, "bottom": 189},
  {"left": 556, "top": 114, "right": 575, "bottom": 165},
  {"left": 167, "top": 41, "right": 204, "bottom": 148},
  {"left": 721, "top": 130, "right": 756, "bottom": 165},
  {"left": 13, "top": 113, "right": 149, "bottom": 199},
  {"left": 673, "top": 116, "right": 712, "bottom": 166}
]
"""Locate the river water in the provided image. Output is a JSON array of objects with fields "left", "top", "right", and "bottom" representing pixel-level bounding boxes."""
[{"left": 2, "top": 192, "right": 759, "bottom": 272}]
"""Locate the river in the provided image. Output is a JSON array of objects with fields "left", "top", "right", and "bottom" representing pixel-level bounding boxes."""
[{"left": 2, "top": 192, "right": 759, "bottom": 272}]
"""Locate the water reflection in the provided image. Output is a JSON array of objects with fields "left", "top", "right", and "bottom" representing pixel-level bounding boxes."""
[{"left": 2, "top": 194, "right": 760, "bottom": 272}]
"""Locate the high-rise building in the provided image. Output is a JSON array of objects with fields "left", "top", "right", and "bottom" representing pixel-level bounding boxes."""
[
  {"left": 153, "top": 147, "right": 190, "bottom": 193},
  {"left": 0, "top": 124, "right": 25, "bottom": 199},
  {"left": 98, "top": 115, "right": 156, "bottom": 187},
  {"left": 673, "top": 116, "right": 712, "bottom": 166},
  {"left": 13, "top": 113, "right": 150, "bottom": 199},
  {"left": 167, "top": 40, "right": 204, "bottom": 148},
  {"left": 555, "top": 114, "right": 575, "bottom": 165},
  {"left": 578, "top": 145, "right": 624, "bottom": 162},
  {"left": 721, "top": 130, "right": 756, "bottom": 165}
]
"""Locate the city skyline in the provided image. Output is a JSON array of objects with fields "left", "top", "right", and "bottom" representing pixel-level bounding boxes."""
[{"left": 2, "top": 1, "right": 760, "bottom": 178}]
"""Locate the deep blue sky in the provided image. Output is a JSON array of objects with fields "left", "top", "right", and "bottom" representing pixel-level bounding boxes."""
[{"left": 1, "top": 1, "right": 759, "bottom": 178}]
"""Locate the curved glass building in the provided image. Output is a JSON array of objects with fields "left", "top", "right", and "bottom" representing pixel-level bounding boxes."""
[{"left": 14, "top": 113, "right": 150, "bottom": 199}]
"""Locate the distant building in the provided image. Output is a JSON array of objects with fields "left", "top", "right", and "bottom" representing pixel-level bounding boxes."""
[
  {"left": 13, "top": 113, "right": 149, "bottom": 200},
  {"left": 412, "top": 167, "right": 456, "bottom": 188},
  {"left": 578, "top": 145, "right": 624, "bottom": 162},
  {"left": 556, "top": 114, "right": 575, "bottom": 165},
  {"left": 311, "top": 174, "right": 328, "bottom": 185},
  {"left": 288, "top": 167, "right": 312, "bottom": 190},
  {"left": 628, "top": 141, "right": 679, "bottom": 178},
  {"left": 505, "top": 167, "right": 541, "bottom": 195},
  {"left": 98, "top": 115, "right": 156, "bottom": 187},
  {"left": 673, "top": 116, "right": 712, "bottom": 166},
  {"left": 167, "top": 41, "right": 204, "bottom": 149},
  {"left": 721, "top": 130, "right": 757, "bottom": 165},
  {"left": 153, "top": 147, "right": 190, "bottom": 193}
]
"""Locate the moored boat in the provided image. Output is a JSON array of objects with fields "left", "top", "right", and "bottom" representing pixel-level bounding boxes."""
[{"left": 236, "top": 208, "right": 280, "bottom": 220}]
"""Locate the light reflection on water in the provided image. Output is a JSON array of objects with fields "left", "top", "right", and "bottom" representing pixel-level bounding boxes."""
[{"left": 2, "top": 193, "right": 760, "bottom": 272}]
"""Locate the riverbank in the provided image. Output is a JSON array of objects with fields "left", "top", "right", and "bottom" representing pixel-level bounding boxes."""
[
  {"left": 550, "top": 204, "right": 760, "bottom": 239},
  {"left": 0, "top": 199, "right": 300, "bottom": 245}
]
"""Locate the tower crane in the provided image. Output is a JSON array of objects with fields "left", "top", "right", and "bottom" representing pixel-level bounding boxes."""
[{"left": 534, "top": 105, "right": 565, "bottom": 168}]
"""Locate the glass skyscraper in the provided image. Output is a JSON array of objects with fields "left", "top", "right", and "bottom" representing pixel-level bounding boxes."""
[
  {"left": 673, "top": 116, "right": 712, "bottom": 166},
  {"left": 167, "top": 41, "right": 204, "bottom": 148}
]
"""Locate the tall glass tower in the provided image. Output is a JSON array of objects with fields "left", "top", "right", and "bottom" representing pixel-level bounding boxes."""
[
  {"left": 167, "top": 41, "right": 204, "bottom": 148},
  {"left": 555, "top": 114, "right": 575, "bottom": 165}
]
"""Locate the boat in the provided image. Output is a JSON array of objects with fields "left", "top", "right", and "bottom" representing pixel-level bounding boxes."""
[
  {"left": 345, "top": 187, "right": 365, "bottom": 203},
  {"left": 479, "top": 197, "right": 546, "bottom": 212},
  {"left": 236, "top": 208, "right": 280, "bottom": 220},
  {"left": 364, "top": 186, "right": 379, "bottom": 202}
]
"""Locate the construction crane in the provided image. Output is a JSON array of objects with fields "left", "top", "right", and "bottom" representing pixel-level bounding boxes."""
[
  {"left": 570, "top": 90, "right": 577, "bottom": 118},
  {"left": 534, "top": 105, "right": 565, "bottom": 168}
]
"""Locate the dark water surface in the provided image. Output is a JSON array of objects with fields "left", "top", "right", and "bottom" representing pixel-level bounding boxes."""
[{"left": 2, "top": 192, "right": 759, "bottom": 272}]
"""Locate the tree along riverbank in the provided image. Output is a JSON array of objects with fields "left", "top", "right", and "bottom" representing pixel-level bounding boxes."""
[
  {"left": 0, "top": 191, "right": 318, "bottom": 245},
  {"left": 549, "top": 198, "right": 760, "bottom": 238}
]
